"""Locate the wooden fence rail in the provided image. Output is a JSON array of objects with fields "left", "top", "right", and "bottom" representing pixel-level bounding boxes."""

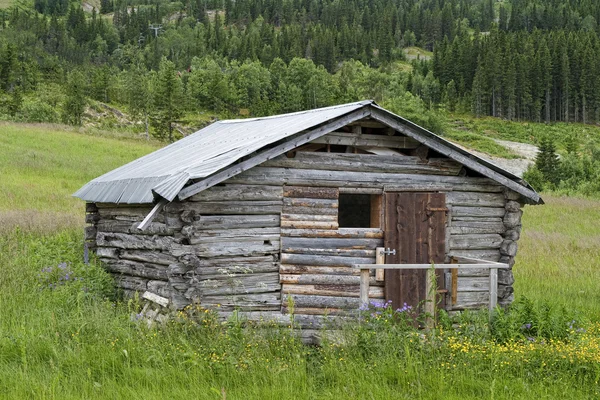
[{"left": 354, "top": 248, "right": 508, "bottom": 315}]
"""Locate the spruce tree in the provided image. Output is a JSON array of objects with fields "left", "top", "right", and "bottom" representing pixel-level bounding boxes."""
[
  {"left": 150, "top": 57, "right": 184, "bottom": 142},
  {"left": 535, "top": 138, "right": 561, "bottom": 186}
]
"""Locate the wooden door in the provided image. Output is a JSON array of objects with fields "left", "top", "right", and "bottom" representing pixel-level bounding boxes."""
[{"left": 384, "top": 192, "right": 446, "bottom": 313}]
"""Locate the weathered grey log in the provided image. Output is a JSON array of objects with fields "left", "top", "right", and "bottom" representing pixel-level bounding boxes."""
[
  {"left": 102, "top": 259, "right": 168, "bottom": 280},
  {"left": 281, "top": 307, "right": 348, "bottom": 316},
  {"left": 280, "top": 274, "right": 382, "bottom": 286},
  {"left": 188, "top": 184, "right": 283, "bottom": 202},
  {"left": 85, "top": 226, "right": 97, "bottom": 240},
  {"left": 448, "top": 221, "right": 506, "bottom": 235},
  {"left": 449, "top": 249, "right": 501, "bottom": 261},
  {"left": 450, "top": 291, "right": 489, "bottom": 310},
  {"left": 455, "top": 268, "right": 490, "bottom": 277},
  {"left": 281, "top": 213, "right": 338, "bottom": 222},
  {"left": 452, "top": 206, "right": 506, "bottom": 218},
  {"left": 85, "top": 213, "right": 101, "bottom": 223},
  {"left": 281, "top": 253, "right": 374, "bottom": 267},
  {"left": 115, "top": 275, "right": 148, "bottom": 291},
  {"left": 86, "top": 202, "right": 98, "bottom": 212},
  {"left": 500, "top": 240, "right": 518, "bottom": 257},
  {"left": 165, "top": 213, "right": 184, "bottom": 229},
  {"left": 230, "top": 167, "right": 503, "bottom": 192},
  {"left": 280, "top": 221, "right": 339, "bottom": 230},
  {"left": 498, "top": 269, "right": 515, "bottom": 286},
  {"left": 283, "top": 186, "right": 339, "bottom": 199},
  {"left": 146, "top": 280, "right": 190, "bottom": 309},
  {"left": 190, "top": 256, "right": 277, "bottom": 274},
  {"left": 311, "top": 131, "right": 420, "bottom": 149},
  {"left": 503, "top": 229, "right": 520, "bottom": 241},
  {"left": 497, "top": 284, "right": 513, "bottom": 299},
  {"left": 98, "top": 207, "right": 155, "bottom": 219},
  {"left": 187, "top": 215, "right": 280, "bottom": 230},
  {"left": 264, "top": 152, "right": 462, "bottom": 175},
  {"left": 118, "top": 249, "right": 177, "bottom": 266},
  {"left": 279, "top": 265, "right": 364, "bottom": 276},
  {"left": 171, "top": 240, "right": 280, "bottom": 258},
  {"left": 499, "top": 255, "right": 516, "bottom": 268},
  {"left": 96, "top": 247, "right": 119, "bottom": 259},
  {"left": 447, "top": 192, "right": 506, "bottom": 207},
  {"left": 503, "top": 210, "right": 523, "bottom": 228},
  {"left": 282, "top": 206, "right": 338, "bottom": 215},
  {"left": 198, "top": 272, "right": 280, "bottom": 296},
  {"left": 504, "top": 189, "right": 522, "bottom": 201},
  {"left": 97, "top": 220, "right": 174, "bottom": 236},
  {"left": 281, "top": 228, "right": 383, "bottom": 238},
  {"left": 455, "top": 277, "right": 489, "bottom": 292},
  {"left": 96, "top": 232, "right": 173, "bottom": 250},
  {"left": 283, "top": 197, "right": 338, "bottom": 208},
  {"left": 182, "top": 227, "right": 281, "bottom": 245},
  {"left": 281, "top": 248, "right": 376, "bottom": 258},
  {"left": 282, "top": 284, "right": 384, "bottom": 298},
  {"left": 282, "top": 294, "right": 360, "bottom": 309},
  {"left": 282, "top": 236, "right": 383, "bottom": 250},
  {"left": 505, "top": 200, "right": 522, "bottom": 212},
  {"left": 165, "top": 201, "right": 283, "bottom": 215},
  {"left": 449, "top": 234, "right": 503, "bottom": 250},
  {"left": 201, "top": 293, "right": 281, "bottom": 311},
  {"left": 452, "top": 216, "right": 503, "bottom": 223}
]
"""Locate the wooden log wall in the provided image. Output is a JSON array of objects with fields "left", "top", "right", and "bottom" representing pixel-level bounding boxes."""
[
  {"left": 87, "top": 128, "right": 525, "bottom": 322},
  {"left": 279, "top": 186, "right": 384, "bottom": 316}
]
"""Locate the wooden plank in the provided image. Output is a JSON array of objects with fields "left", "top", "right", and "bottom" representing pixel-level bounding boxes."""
[
  {"left": 171, "top": 241, "right": 280, "bottom": 258},
  {"left": 282, "top": 284, "right": 383, "bottom": 298},
  {"left": 282, "top": 197, "right": 338, "bottom": 208},
  {"left": 279, "top": 265, "right": 363, "bottom": 276},
  {"left": 165, "top": 201, "right": 283, "bottom": 215},
  {"left": 280, "top": 221, "right": 339, "bottom": 230},
  {"left": 446, "top": 192, "right": 506, "bottom": 208},
  {"left": 279, "top": 274, "right": 382, "bottom": 286},
  {"left": 230, "top": 167, "right": 503, "bottom": 192},
  {"left": 190, "top": 215, "right": 280, "bottom": 230},
  {"left": 312, "top": 131, "right": 420, "bottom": 149},
  {"left": 283, "top": 186, "right": 339, "bottom": 199},
  {"left": 197, "top": 272, "right": 280, "bottom": 296},
  {"left": 452, "top": 206, "right": 506, "bottom": 218},
  {"left": 178, "top": 107, "right": 372, "bottom": 200},
  {"left": 370, "top": 195, "right": 383, "bottom": 229},
  {"left": 188, "top": 185, "right": 282, "bottom": 202},
  {"left": 448, "top": 221, "right": 506, "bottom": 235},
  {"left": 450, "top": 291, "right": 489, "bottom": 310},
  {"left": 282, "top": 206, "right": 338, "bottom": 215},
  {"left": 449, "top": 234, "right": 503, "bottom": 250},
  {"left": 138, "top": 199, "right": 167, "bottom": 231},
  {"left": 489, "top": 269, "right": 498, "bottom": 312},
  {"left": 375, "top": 246, "right": 385, "bottom": 282},
  {"left": 449, "top": 249, "right": 501, "bottom": 262},
  {"left": 281, "top": 253, "right": 374, "bottom": 267},
  {"left": 281, "top": 228, "right": 383, "bottom": 239},
  {"left": 360, "top": 269, "right": 370, "bottom": 306},
  {"left": 264, "top": 152, "right": 462, "bottom": 175},
  {"left": 281, "top": 248, "right": 376, "bottom": 257},
  {"left": 281, "top": 236, "right": 383, "bottom": 250},
  {"left": 281, "top": 214, "right": 337, "bottom": 222}
]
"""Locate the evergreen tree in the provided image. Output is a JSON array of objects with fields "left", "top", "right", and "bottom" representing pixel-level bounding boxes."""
[
  {"left": 150, "top": 57, "right": 184, "bottom": 142},
  {"left": 535, "top": 138, "right": 561, "bottom": 186},
  {"left": 62, "top": 70, "right": 87, "bottom": 126}
]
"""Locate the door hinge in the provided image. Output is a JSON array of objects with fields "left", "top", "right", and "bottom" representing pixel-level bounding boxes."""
[{"left": 381, "top": 248, "right": 396, "bottom": 256}]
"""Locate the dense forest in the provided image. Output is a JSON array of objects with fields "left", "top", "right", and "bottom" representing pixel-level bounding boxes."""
[{"left": 2, "top": 0, "right": 600, "bottom": 134}]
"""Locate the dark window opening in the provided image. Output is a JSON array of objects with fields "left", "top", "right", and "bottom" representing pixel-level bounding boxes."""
[{"left": 338, "top": 194, "right": 372, "bottom": 228}]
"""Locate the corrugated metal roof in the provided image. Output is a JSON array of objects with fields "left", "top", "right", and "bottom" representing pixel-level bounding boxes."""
[{"left": 73, "top": 100, "right": 373, "bottom": 204}]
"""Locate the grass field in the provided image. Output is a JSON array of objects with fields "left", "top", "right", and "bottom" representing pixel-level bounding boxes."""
[{"left": 1, "top": 123, "right": 600, "bottom": 398}]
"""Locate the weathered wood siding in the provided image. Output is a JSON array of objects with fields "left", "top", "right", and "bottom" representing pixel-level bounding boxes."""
[{"left": 87, "top": 130, "right": 524, "bottom": 321}]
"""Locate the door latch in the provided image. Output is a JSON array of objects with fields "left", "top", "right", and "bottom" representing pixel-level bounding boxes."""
[{"left": 381, "top": 248, "right": 396, "bottom": 256}]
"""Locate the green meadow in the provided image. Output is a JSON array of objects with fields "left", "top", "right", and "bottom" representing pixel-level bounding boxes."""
[{"left": 1, "top": 123, "right": 599, "bottom": 399}]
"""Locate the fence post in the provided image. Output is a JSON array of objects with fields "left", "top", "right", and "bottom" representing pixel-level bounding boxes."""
[
  {"left": 489, "top": 268, "right": 498, "bottom": 316},
  {"left": 360, "top": 268, "right": 370, "bottom": 309}
]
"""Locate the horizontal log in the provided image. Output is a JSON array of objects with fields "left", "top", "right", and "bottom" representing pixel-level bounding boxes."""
[
  {"left": 311, "top": 131, "right": 420, "bottom": 149},
  {"left": 282, "top": 206, "right": 338, "bottom": 215},
  {"left": 283, "top": 197, "right": 338, "bottom": 208},
  {"left": 165, "top": 201, "right": 283, "bottom": 215},
  {"left": 185, "top": 231, "right": 281, "bottom": 245},
  {"left": 282, "top": 294, "right": 361, "bottom": 310},
  {"left": 182, "top": 226, "right": 280, "bottom": 238},
  {"left": 119, "top": 249, "right": 177, "bottom": 266},
  {"left": 281, "top": 228, "right": 384, "bottom": 239},
  {"left": 456, "top": 277, "right": 489, "bottom": 292},
  {"left": 449, "top": 234, "right": 504, "bottom": 250},
  {"left": 281, "top": 213, "right": 337, "bottom": 222},
  {"left": 451, "top": 291, "right": 489, "bottom": 310},
  {"left": 282, "top": 236, "right": 383, "bottom": 250},
  {"left": 201, "top": 293, "right": 281, "bottom": 311},
  {"left": 452, "top": 206, "right": 506, "bottom": 218},
  {"left": 198, "top": 273, "right": 280, "bottom": 296},
  {"left": 189, "top": 215, "right": 280, "bottom": 230},
  {"left": 171, "top": 241, "right": 280, "bottom": 258},
  {"left": 447, "top": 192, "right": 506, "bottom": 208},
  {"left": 96, "top": 232, "right": 173, "bottom": 250},
  {"left": 448, "top": 249, "right": 501, "bottom": 262},
  {"left": 98, "top": 207, "right": 162, "bottom": 221},
  {"left": 281, "top": 307, "right": 351, "bottom": 317},
  {"left": 96, "top": 247, "right": 118, "bottom": 259},
  {"left": 282, "top": 248, "right": 376, "bottom": 258},
  {"left": 282, "top": 284, "right": 384, "bottom": 298},
  {"left": 504, "top": 211, "right": 523, "bottom": 228},
  {"left": 281, "top": 253, "right": 374, "bottom": 267},
  {"left": 280, "top": 264, "right": 365, "bottom": 276},
  {"left": 115, "top": 275, "right": 148, "bottom": 291},
  {"left": 280, "top": 221, "right": 339, "bottom": 230},
  {"left": 265, "top": 152, "right": 462, "bottom": 175},
  {"left": 85, "top": 213, "right": 100, "bottom": 223},
  {"left": 448, "top": 221, "right": 506, "bottom": 235},
  {"left": 101, "top": 259, "right": 167, "bottom": 280},
  {"left": 230, "top": 167, "right": 502, "bottom": 192},
  {"left": 284, "top": 186, "right": 339, "bottom": 199},
  {"left": 97, "top": 220, "right": 174, "bottom": 236},
  {"left": 188, "top": 184, "right": 282, "bottom": 202},
  {"left": 452, "top": 216, "right": 503, "bottom": 223},
  {"left": 280, "top": 274, "right": 381, "bottom": 286}
]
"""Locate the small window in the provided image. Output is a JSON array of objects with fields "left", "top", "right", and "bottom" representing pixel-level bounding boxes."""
[{"left": 338, "top": 194, "right": 372, "bottom": 228}]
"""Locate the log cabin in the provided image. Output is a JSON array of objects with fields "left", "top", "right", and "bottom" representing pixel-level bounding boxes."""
[{"left": 74, "top": 100, "right": 542, "bottom": 336}]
